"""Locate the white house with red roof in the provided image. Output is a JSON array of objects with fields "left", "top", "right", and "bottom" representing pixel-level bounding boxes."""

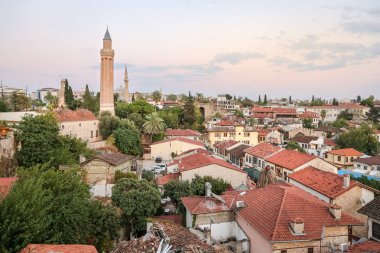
[
  {"left": 150, "top": 137, "right": 205, "bottom": 161},
  {"left": 235, "top": 183, "right": 363, "bottom": 253},
  {"left": 324, "top": 148, "right": 364, "bottom": 169},
  {"left": 54, "top": 109, "right": 101, "bottom": 144},
  {"left": 163, "top": 153, "right": 248, "bottom": 188},
  {"left": 164, "top": 128, "right": 202, "bottom": 141},
  {"left": 265, "top": 149, "right": 337, "bottom": 181},
  {"left": 288, "top": 167, "right": 379, "bottom": 237},
  {"left": 243, "top": 143, "right": 283, "bottom": 170}
]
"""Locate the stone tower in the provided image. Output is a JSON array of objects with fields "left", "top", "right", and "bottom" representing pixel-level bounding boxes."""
[
  {"left": 99, "top": 28, "right": 115, "bottom": 115},
  {"left": 124, "top": 65, "right": 129, "bottom": 103},
  {"left": 58, "top": 78, "right": 66, "bottom": 108}
]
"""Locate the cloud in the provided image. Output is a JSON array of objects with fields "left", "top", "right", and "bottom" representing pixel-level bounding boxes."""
[
  {"left": 212, "top": 52, "right": 265, "bottom": 64},
  {"left": 271, "top": 35, "right": 380, "bottom": 71},
  {"left": 342, "top": 21, "right": 380, "bottom": 34},
  {"left": 367, "top": 8, "right": 380, "bottom": 17}
]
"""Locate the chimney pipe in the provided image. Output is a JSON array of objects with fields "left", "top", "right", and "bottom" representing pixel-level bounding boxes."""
[
  {"left": 205, "top": 182, "right": 212, "bottom": 198},
  {"left": 329, "top": 204, "right": 342, "bottom": 220},
  {"left": 343, "top": 174, "right": 350, "bottom": 188}
]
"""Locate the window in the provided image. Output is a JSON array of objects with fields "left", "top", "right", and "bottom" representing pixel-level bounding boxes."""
[
  {"left": 79, "top": 123, "right": 82, "bottom": 127},
  {"left": 96, "top": 130, "right": 98, "bottom": 137},
  {"left": 324, "top": 153, "right": 328, "bottom": 159},
  {"left": 350, "top": 157, "right": 354, "bottom": 162},
  {"left": 229, "top": 132, "right": 236, "bottom": 137},
  {"left": 364, "top": 166, "right": 368, "bottom": 170},
  {"left": 281, "top": 250, "right": 287, "bottom": 253},
  {"left": 244, "top": 132, "right": 250, "bottom": 137},
  {"left": 373, "top": 221, "right": 380, "bottom": 240},
  {"left": 308, "top": 248, "right": 314, "bottom": 253},
  {"left": 357, "top": 164, "right": 361, "bottom": 168},
  {"left": 245, "top": 156, "right": 248, "bottom": 162},
  {"left": 61, "top": 125, "right": 64, "bottom": 130},
  {"left": 283, "top": 171, "right": 288, "bottom": 181},
  {"left": 91, "top": 131, "right": 93, "bottom": 138},
  {"left": 215, "top": 133, "right": 221, "bottom": 137},
  {"left": 345, "top": 157, "right": 348, "bottom": 162},
  {"left": 377, "top": 166, "right": 380, "bottom": 171},
  {"left": 337, "top": 156, "right": 341, "bottom": 162},
  {"left": 223, "top": 133, "right": 228, "bottom": 137},
  {"left": 259, "top": 160, "right": 261, "bottom": 167}
]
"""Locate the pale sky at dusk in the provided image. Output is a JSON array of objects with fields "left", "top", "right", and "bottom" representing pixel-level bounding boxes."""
[{"left": 0, "top": 0, "right": 379, "bottom": 99}]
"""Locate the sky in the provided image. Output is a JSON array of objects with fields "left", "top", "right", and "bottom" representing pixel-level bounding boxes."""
[{"left": 0, "top": 0, "right": 379, "bottom": 100}]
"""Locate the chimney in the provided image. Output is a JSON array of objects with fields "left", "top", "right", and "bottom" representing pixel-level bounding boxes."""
[
  {"left": 290, "top": 218, "right": 304, "bottom": 235},
  {"left": 205, "top": 182, "right": 212, "bottom": 197},
  {"left": 343, "top": 174, "right": 350, "bottom": 188},
  {"left": 204, "top": 227, "right": 211, "bottom": 245},
  {"left": 329, "top": 204, "right": 342, "bottom": 220}
]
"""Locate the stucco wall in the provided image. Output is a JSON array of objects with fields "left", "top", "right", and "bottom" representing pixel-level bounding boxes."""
[
  {"left": 181, "top": 164, "right": 247, "bottom": 188},
  {"left": 334, "top": 185, "right": 369, "bottom": 237},
  {"left": 273, "top": 240, "right": 320, "bottom": 253},
  {"left": 150, "top": 140, "right": 204, "bottom": 161},
  {"left": 295, "top": 158, "right": 338, "bottom": 174},
  {"left": 208, "top": 127, "right": 258, "bottom": 147},
  {"left": 82, "top": 158, "right": 132, "bottom": 184},
  {"left": 60, "top": 120, "right": 101, "bottom": 143},
  {"left": 236, "top": 213, "right": 273, "bottom": 253}
]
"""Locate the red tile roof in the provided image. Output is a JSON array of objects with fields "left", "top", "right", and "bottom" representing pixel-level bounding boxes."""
[
  {"left": 266, "top": 150, "right": 316, "bottom": 170},
  {"left": 250, "top": 113, "right": 272, "bottom": 119},
  {"left": 156, "top": 173, "right": 179, "bottom": 185},
  {"left": 0, "top": 177, "right": 17, "bottom": 199},
  {"left": 272, "top": 108, "right": 297, "bottom": 114},
  {"left": 237, "top": 183, "right": 363, "bottom": 241},
  {"left": 288, "top": 166, "right": 359, "bottom": 199},
  {"left": 355, "top": 155, "right": 380, "bottom": 165},
  {"left": 348, "top": 240, "right": 380, "bottom": 252},
  {"left": 215, "top": 120, "right": 242, "bottom": 126},
  {"left": 165, "top": 128, "right": 201, "bottom": 137},
  {"left": 55, "top": 109, "right": 97, "bottom": 122},
  {"left": 251, "top": 107, "right": 274, "bottom": 113},
  {"left": 169, "top": 153, "right": 246, "bottom": 174},
  {"left": 176, "top": 148, "right": 212, "bottom": 157},
  {"left": 213, "top": 140, "right": 239, "bottom": 149},
  {"left": 151, "top": 137, "right": 204, "bottom": 147},
  {"left": 324, "top": 138, "right": 337, "bottom": 147},
  {"left": 243, "top": 143, "right": 282, "bottom": 159},
  {"left": 328, "top": 148, "right": 363, "bottom": 156},
  {"left": 181, "top": 196, "right": 233, "bottom": 214},
  {"left": 298, "top": 111, "right": 319, "bottom": 119},
  {"left": 20, "top": 244, "right": 98, "bottom": 253}
]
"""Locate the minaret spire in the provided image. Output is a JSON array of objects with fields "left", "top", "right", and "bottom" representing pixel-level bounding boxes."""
[{"left": 124, "top": 65, "right": 129, "bottom": 103}]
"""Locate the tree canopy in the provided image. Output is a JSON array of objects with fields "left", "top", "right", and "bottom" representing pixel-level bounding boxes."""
[
  {"left": 115, "top": 100, "right": 155, "bottom": 119},
  {"left": 335, "top": 124, "right": 380, "bottom": 156}
]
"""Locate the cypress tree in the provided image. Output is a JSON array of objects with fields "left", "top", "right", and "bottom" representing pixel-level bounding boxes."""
[{"left": 263, "top": 94, "right": 267, "bottom": 105}]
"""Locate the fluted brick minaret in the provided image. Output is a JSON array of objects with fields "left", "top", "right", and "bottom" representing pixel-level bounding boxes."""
[{"left": 99, "top": 28, "right": 115, "bottom": 115}]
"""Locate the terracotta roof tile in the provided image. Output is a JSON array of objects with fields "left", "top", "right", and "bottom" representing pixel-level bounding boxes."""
[
  {"left": 55, "top": 109, "right": 97, "bottom": 122},
  {"left": 348, "top": 240, "right": 380, "bottom": 252},
  {"left": 0, "top": 177, "right": 17, "bottom": 199},
  {"left": 20, "top": 244, "right": 98, "bottom": 253},
  {"left": 288, "top": 166, "right": 359, "bottom": 199},
  {"left": 237, "top": 183, "right": 363, "bottom": 242},
  {"left": 355, "top": 155, "right": 380, "bottom": 166},
  {"left": 288, "top": 135, "right": 318, "bottom": 144},
  {"left": 324, "top": 138, "right": 337, "bottom": 147},
  {"left": 227, "top": 144, "right": 250, "bottom": 158},
  {"left": 244, "top": 143, "right": 282, "bottom": 159},
  {"left": 156, "top": 173, "right": 179, "bottom": 185},
  {"left": 182, "top": 196, "right": 233, "bottom": 214},
  {"left": 151, "top": 137, "right": 204, "bottom": 147},
  {"left": 328, "top": 148, "right": 363, "bottom": 156},
  {"left": 176, "top": 148, "right": 212, "bottom": 157},
  {"left": 170, "top": 153, "right": 247, "bottom": 174},
  {"left": 165, "top": 128, "right": 201, "bottom": 137},
  {"left": 213, "top": 140, "right": 239, "bottom": 149},
  {"left": 266, "top": 150, "right": 316, "bottom": 170}
]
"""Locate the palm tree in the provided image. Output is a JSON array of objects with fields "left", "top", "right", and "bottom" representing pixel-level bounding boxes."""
[
  {"left": 143, "top": 112, "right": 166, "bottom": 143},
  {"left": 257, "top": 166, "right": 277, "bottom": 188},
  {"left": 320, "top": 109, "right": 327, "bottom": 123}
]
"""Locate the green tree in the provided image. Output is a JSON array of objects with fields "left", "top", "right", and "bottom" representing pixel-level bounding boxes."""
[
  {"left": 15, "top": 113, "right": 60, "bottom": 167},
  {"left": 115, "top": 170, "right": 138, "bottom": 183},
  {"left": 320, "top": 109, "right": 327, "bottom": 122},
  {"left": 234, "top": 109, "right": 244, "bottom": 117},
  {"left": 166, "top": 94, "right": 177, "bottom": 101},
  {"left": 152, "top": 90, "right": 162, "bottom": 103},
  {"left": 332, "top": 98, "right": 339, "bottom": 106},
  {"left": 335, "top": 124, "right": 380, "bottom": 156},
  {"left": 312, "top": 95, "right": 315, "bottom": 102},
  {"left": 366, "top": 107, "right": 380, "bottom": 123},
  {"left": 44, "top": 91, "right": 58, "bottom": 109},
  {"left": 115, "top": 100, "right": 155, "bottom": 119},
  {"left": 158, "top": 110, "right": 180, "bottom": 129},
  {"left": 263, "top": 94, "right": 267, "bottom": 105},
  {"left": 64, "top": 80, "right": 75, "bottom": 109},
  {"left": 337, "top": 109, "right": 353, "bottom": 121},
  {"left": 302, "top": 118, "right": 314, "bottom": 129},
  {"left": 141, "top": 170, "right": 155, "bottom": 182},
  {"left": 195, "top": 93, "right": 204, "bottom": 102},
  {"left": 258, "top": 95, "right": 261, "bottom": 103},
  {"left": 143, "top": 112, "right": 166, "bottom": 143},
  {"left": 163, "top": 180, "right": 193, "bottom": 206},
  {"left": 128, "top": 112, "right": 145, "bottom": 130},
  {"left": 0, "top": 99, "right": 9, "bottom": 112},
  {"left": 332, "top": 118, "right": 348, "bottom": 128},
  {"left": 225, "top": 94, "right": 233, "bottom": 100},
  {"left": 114, "top": 126, "right": 143, "bottom": 156},
  {"left": 286, "top": 141, "right": 306, "bottom": 153},
  {"left": 9, "top": 92, "right": 30, "bottom": 111},
  {"left": 112, "top": 178, "right": 160, "bottom": 236},
  {"left": 360, "top": 95, "right": 375, "bottom": 107},
  {"left": 183, "top": 96, "right": 196, "bottom": 128},
  {"left": 289, "top": 96, "right": 292, "bottom": 104},
  {"left": 190, "top": 175, "right": 229, "bottom": 195},
  {"left": 99, "top": 111, "right": 120, "bottom": 139},
  {"left": 357, "top": 95, "right": 361, "bottom": 102},
  {"left": 82, "top": 84, "right": 96, "bottom": 113}
]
